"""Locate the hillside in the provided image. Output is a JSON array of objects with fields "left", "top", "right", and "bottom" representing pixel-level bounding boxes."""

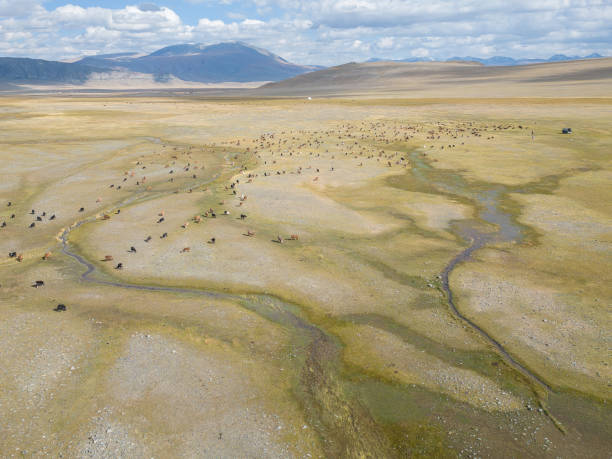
[
  {"left": 0, "top": 57, "right": 104, "bottom": 83},
  {"left": 78, "top": 42, "right": 322, "bottom": 83},
  {"left": 257, "top": 58, "right": 612, "bottom": 98}
]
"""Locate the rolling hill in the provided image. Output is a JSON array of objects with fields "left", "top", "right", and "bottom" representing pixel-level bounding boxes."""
[{"left": 256, "top": 58, "right": 612, "bottom": 98}]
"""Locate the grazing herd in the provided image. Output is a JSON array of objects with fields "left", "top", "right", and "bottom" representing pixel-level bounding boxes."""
[{"left": 2, "top": 119, "right": 526, "bottom": 312}]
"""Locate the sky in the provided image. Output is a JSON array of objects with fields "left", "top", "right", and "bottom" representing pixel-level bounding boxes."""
[{"left": 0, "top": 0, "right": 610, "bottom": 65}]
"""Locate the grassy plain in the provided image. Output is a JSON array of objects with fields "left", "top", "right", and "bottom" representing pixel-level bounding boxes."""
[{"left": 0, "top": 95, "right": 610, "bottom": 457}]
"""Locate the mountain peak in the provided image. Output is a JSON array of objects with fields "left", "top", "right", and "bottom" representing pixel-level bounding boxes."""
[
  {"left": 146, "top": 42, "right": 273, "bottom": 58},
  {"left": 73, "top": 41, "right": 322, "bottom": 84},
  {"left": 147, "top": 43, "right": 207, "bottom": 57}
]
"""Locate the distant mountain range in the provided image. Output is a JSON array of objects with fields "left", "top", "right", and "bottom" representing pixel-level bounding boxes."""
[
  {"left": 0, "top": 42, "right": 323, "bottom": 84},
  {"left": 0, "top": 44, "right": 607, "bottom": 88},
  {"left": 366, "top": 53, "right": 605, "bottom": 66}
]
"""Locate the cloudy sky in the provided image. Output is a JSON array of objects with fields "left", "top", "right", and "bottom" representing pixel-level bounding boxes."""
[{"left": 0, "top": 0, "right": 610, "bottom": 65}]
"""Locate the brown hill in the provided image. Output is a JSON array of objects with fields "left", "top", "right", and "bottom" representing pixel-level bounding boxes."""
[{"left": 256, "top": 58, "right": 612, "bottom": 98}]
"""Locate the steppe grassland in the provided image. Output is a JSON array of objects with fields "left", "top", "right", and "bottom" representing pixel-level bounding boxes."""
[{"left": 0, "top": 96, "right": 610, "bottom": 457}]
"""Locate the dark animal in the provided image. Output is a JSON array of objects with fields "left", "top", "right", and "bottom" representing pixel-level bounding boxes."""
[
  {"left": 115, "top": 263, "right": 123, "bottom": 269},
  {"left": 1, "top": 222, "right": 5, "bottom": 228},
  {"left": 157, "top": 217, "right": 165, "bottom": 223},
  {"left": 32, "top": 280, "right": 44, "bottom": 288},
  {"left": 53, "top": 304, "right": 66, "bottom": 312},
  {"left": 36, "top": 216, "right": 42, "bottom": 221},
  {"left": 161, "top": 232, "right": 168, "bottom": 238},
  {"left": 209, "top": 237, "right": 216, "bottom": 244},
  {"left": 29, "top": 222, "right": 35, "bottom": 228},
  {"left": 7, "top": 201, "right": 11, "bottom": 206},
  {"left": 240, "top": 214, "right": 247, "bottom": 220},
  {"left": 145, "top": 236, "right": 152, "bottom": 242},
  {"left": 9, "top": 252, "right": 16, "bottom": 258},
  {"left": 49, "top": 214, "right": 55, "bottom": 220},
  {"left": 30, "top": 209, "right": 35, "bottom": 214},
  {"left": 10, "top": 214, "right": 15, "bottom": 218},
  {"left": 79, "top": 207, "right": 84, "bottom": 212},
  {"left": 129, "top": 246, "right": 137, "bottom": 253}
]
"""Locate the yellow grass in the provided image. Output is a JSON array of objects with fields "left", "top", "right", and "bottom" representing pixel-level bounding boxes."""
[{"left": 1, "top": 94, "right": 610, "bottom": 457}]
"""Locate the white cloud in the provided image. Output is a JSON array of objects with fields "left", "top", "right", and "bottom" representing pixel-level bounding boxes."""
[
  {"left": 0, "top": 0, "right": 609, "bottom": 65},
  {"left": 0, "top": 0, "right": 41, "bottom": 18},
  {"left": 377, "top": 36, "right": 394, "bottom": 49},
  {"left": 411, "top": 47, "right": 429, "bottom": 58}
]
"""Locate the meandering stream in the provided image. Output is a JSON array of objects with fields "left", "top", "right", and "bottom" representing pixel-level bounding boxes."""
[
  {"left": 409, "top": 151, "right": 551, "bottom": 392},
  {"left": 55, "top": 142, "right": 559, "bottom": 452}
]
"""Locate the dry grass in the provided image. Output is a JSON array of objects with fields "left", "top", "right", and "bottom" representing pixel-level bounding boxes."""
[{"left": 0, "top": 95, "right": 610, "bottom": 457}]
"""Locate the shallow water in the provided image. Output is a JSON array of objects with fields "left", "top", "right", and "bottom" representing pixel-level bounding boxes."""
[
  {"left": 408, "top": 150, "right": 551, "bottom": 392},
  {"left": 409, "top": 151, "right": 523, "bottom": 243}
]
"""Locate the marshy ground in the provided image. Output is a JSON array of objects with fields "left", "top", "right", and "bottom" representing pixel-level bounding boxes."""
[{"left": 0, "top": 96, "right": 610, "bottom": 458}]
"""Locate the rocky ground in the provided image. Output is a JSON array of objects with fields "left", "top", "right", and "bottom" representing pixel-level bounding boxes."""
[{"left": 0, "top": 96, "right": 610, "bottom": 457}]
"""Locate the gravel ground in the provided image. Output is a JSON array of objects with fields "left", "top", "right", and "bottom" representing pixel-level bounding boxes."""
[{"left": 74, "top": 332, "right": 313, "bottom": 458}]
